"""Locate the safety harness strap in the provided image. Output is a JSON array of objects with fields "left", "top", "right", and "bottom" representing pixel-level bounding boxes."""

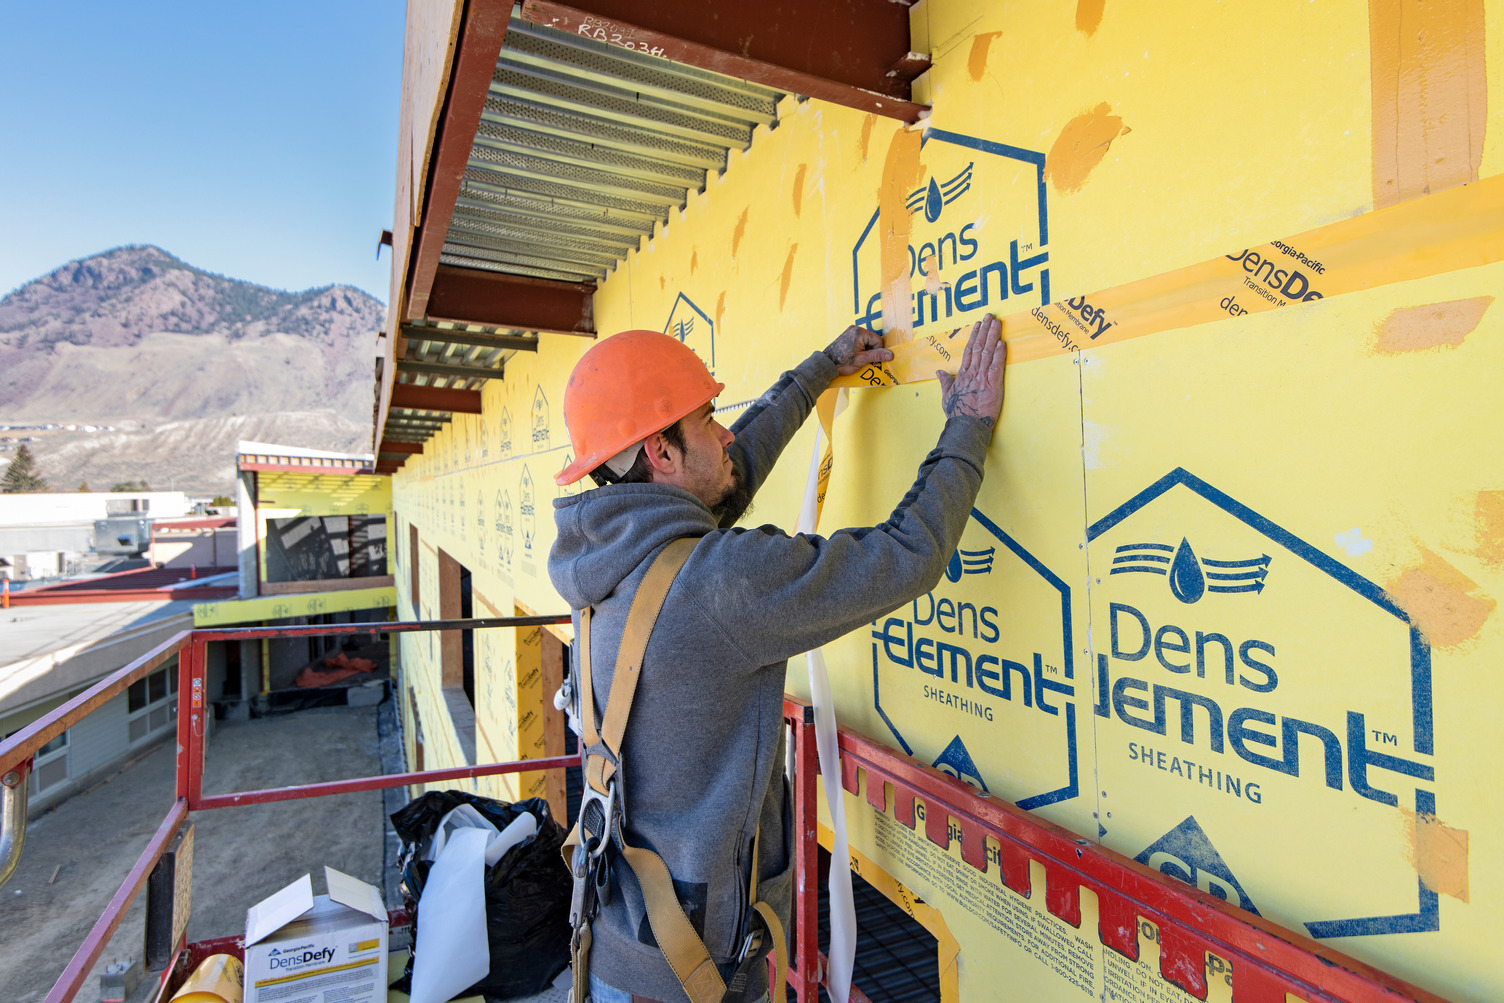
[
  {"left": 752, "top": 901, "right": 789, "bottom": 1003},
  {"left": 587, "top": 537, "right": 698, "bottom": 795},
  {"left": 618, "top": 842, "right": 729, "bottom": 1002},
  {"left": 579, "top": 605, "right": 600, "bottom": 749},
  {"left": 568, "top": 536, "right": 783, "bottom": 1003}
]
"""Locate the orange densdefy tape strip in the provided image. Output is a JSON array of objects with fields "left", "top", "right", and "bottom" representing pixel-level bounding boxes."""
[{"left": 833, "top": 173, "right": 1504, "bottom": 388}]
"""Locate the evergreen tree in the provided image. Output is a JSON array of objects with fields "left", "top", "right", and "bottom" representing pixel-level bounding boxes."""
[
  {"left": 1, "top": 445, "right": 49, "bottom": 493},
  {"left": 77, "top": 480, "right": 91, "bottom": 492}
]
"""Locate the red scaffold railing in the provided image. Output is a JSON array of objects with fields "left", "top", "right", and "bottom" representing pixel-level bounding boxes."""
[{"left": 0, "top": 620, "right": 1449, "bottom": 1003}]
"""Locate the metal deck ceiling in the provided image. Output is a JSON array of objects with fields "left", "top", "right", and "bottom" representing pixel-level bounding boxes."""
[
  {"left": 378, "top": 1, "right": 925, "bottom": 468},
  {"left": 385, "top": 15, "right": 785, "bottom": 460},
  {"left": 440, "top": 16, "right": 783, "bottom": 286}
]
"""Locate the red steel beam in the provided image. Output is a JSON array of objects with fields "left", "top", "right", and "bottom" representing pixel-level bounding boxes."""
[
  {"left": 520, "top": 0, "right": 926, "bottom": 122},
  {"left": 7, "top": 586, "right": 238, "bottom": 606},
  {"left": 43, "top": 799, "right": 188, "bottom": 1003},
  {"left": 425, "top": 266, "right": 597, "bottom": 336},
  {"left": 378, "top": 440, "right": 424, "bottom": 454},
  {"left": 391, "top": 382, "right": 483, "bottom": 414},
  {"left": 406, "top": 0, "right": 514, "bottom": 322}
]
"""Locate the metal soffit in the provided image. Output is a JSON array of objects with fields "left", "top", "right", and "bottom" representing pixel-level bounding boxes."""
[
  {"left": 383, "top": 14, "right": 786, "bottom": 465},
  {"left": 443, "top": 16, "right": 784, "bottom": 286}
]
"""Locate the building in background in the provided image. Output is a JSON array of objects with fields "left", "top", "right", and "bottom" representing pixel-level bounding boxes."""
[
  {"left": 0, "top": 444, "right": 393, "bottom": 814},
  {"left": 0, "top": 490, "right": 193, "bottom": 580},
  {"left": 190, "top": 441, "right": 395, "bottom": 714}
]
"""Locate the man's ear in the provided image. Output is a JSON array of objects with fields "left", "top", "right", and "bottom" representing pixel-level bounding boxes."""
[{"left": 641, "top": 431, "right": 679, "bottom": 477}]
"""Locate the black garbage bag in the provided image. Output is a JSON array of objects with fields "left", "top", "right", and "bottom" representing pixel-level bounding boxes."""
[{"left": 390, "top": 791, "right": 572, "bottom": 1000}]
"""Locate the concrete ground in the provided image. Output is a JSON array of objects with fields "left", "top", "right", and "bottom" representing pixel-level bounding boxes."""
[
  {"left": 0, "top": 703, "right": 386, "bottom": 1003},
  {"left": 0, "top": 697, "right": 569, "bottom": 1003}
]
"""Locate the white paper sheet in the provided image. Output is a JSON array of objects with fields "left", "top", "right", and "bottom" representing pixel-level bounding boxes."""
[
  {"left": 426, "top": 804, "right": 536, "bottom": 866},
  {"left": 794, "top": 396, "right": 856, "bottom": 1003},
  {"left": 409, "top": 826, "right": 490, "bottom": 1003}
]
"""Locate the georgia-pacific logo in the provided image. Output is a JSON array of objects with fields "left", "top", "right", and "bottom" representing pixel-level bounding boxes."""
[
  {"left": 662, "top": 293, "right": 715, "bottom": 372},
  {"left": 531, "top": 387, "right": 550, "bottom": 449},
  {"left": 1092, "top": 468, "right": 1440, "bottom": 939},
  {"left": 872, "top": 507, "right": 1077, "bottom": 811},
  {"left": 495, "top": 490, "right": 513, "bottom": 569},
  {"left": 852, "top": 130, "right": 1050, "bottom": 335}
]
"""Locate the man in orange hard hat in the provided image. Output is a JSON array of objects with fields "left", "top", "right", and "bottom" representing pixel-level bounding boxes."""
[{"left": 551, "top": 318, "right": 1004, "bottom": 1003}]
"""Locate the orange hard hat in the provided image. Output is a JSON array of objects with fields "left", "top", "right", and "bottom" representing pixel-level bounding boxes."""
[{"left": 555, "top": 330, "right": 724, "bottom": 485}]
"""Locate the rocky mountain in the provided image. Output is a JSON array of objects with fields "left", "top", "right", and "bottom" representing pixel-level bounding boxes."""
[{"left": 0, "top": 246, "right": 383, "bottom": 493}]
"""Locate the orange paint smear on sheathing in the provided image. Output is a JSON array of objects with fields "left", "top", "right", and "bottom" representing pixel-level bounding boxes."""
[
  {"left": 1371, "top": 296, "right": 1492, "bottom": 353},
  {"left": 877, "top": 128, "right": 924, "bottom": 341},
  {"left": 1369, "top": 0, "right": 1487, "bottom": 208},
  {"left": 859, "top": 114, "right": 877, "bottom": 162},
  {"left": 1046, "top": 103, "right": 1130, "bottom": 194},
  {"left": 779, "top": 244, "right": 798, "bottom": 312},
  {"left": 1402, "top": 807, "right": 1470, "bottom": 902},
  {"left": 1387, "top": 547, "right": 1495, "bottom": 648},
  {"left": 1474, "top": 491, "right": 1504, "bottom": 568},
  {"left": 1076, "top": 0, "right": 1106, "bottom": 36},
  {"left": 731, "top": 207, "right": 750, "bottom": 259},
  {"left": 967, "top": 32, "right": 1001, "bottom": 82},
  {"left": 792, "top": 163, "right": 808, "bottom": 218}
]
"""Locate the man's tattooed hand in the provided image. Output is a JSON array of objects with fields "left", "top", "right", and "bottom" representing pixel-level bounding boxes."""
[
  {"left": 936, "top": 315, "right": 1005, "bottom": 431},
  {"left": 823, "top": 325, "right": 893, "bottom": 376}
]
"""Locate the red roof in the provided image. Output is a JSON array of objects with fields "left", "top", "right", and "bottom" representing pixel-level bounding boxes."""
[{"left": 7, "top": 565, "right": 239, "bottom": 605}]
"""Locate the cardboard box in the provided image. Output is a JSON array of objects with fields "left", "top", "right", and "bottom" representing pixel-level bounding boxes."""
[{"left": 243, "top": 867, "right": 388, "bottom": 1003}]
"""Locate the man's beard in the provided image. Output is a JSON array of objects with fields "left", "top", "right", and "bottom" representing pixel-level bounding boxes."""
[{"left": 710, "top": 464, "right": 754, "bottom": 526}]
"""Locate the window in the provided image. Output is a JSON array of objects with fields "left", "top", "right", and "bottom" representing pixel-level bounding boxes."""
[
  {"left": 33, "top": 730, "right": 68, "bottom": 793},
  {"left": 407, "top": 688, "right": 425, "bottom": 773},
  {"left": 409, "top": 524, "right": 421, "bottom": 612},
  {"left": 437, "top": 549, "right": 476, "bottom": 765},
  {"left": 128, "top": 667, "right": 177, "bottom": 744},
  {"left": 264, "top": 515, "right": 388, "bottom": 583}
]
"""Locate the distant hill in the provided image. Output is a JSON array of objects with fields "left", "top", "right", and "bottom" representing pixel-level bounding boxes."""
[{"left": 0, "top": 246, "right": 382, "bottom": 492}]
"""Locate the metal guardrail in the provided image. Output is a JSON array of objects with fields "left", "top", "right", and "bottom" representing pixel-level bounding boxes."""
[{"left": 0, "top": 620, "right": 1447, "bottom": 1003}]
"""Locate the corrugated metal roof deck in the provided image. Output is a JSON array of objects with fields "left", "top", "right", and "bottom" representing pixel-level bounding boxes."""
[{"left": 390, "top": 15, "right": 784, "bottom": 415}]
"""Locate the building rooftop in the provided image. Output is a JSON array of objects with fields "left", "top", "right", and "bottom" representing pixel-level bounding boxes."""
[{"left": 0, "top": 599, "right": 197, "bottom": 713}]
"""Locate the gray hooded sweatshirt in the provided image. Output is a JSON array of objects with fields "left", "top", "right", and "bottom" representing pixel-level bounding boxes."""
[{"left": 549, "top": 351, "right": 991, "bottom": 1001}]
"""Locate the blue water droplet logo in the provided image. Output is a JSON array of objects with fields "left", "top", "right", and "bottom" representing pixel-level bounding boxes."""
[
  {"left": 924, "top": 177, "right": 943, "bottom": 223},
  {"left": 1169, "top": 537, "right": 1206, "bottom": 604},
  {"left": 945, "top": 550, "right": 963, "bottom": 583}
]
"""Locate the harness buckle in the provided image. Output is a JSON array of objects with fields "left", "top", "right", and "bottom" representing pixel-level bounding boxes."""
[
  {"left": 578, "top": 778, "right": 618, "bottom": 860},
  {"left": 569, "top": 845, "right": 596, "bottom": 928},
  {"left": 737, "top": 926, "right": 764, "bottom": 963}
]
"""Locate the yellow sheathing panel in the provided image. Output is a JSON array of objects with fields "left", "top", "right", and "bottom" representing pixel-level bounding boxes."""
[
  {"left": 1081, "top": 259, "right": 1504, "bottom": 994},
  {"left": 193, "top": 587, "right": 396, "bottom": 626},
  {"left": 256, "top": 473, "right": 392, "bottom": 517},
  {"left": 389, "top": 1, "right": 1503, "bottom": 997}
]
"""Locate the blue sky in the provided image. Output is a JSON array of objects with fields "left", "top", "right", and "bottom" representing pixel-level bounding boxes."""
[{"left": 0, "top": 2, "right": 405, "bottom": 303}]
